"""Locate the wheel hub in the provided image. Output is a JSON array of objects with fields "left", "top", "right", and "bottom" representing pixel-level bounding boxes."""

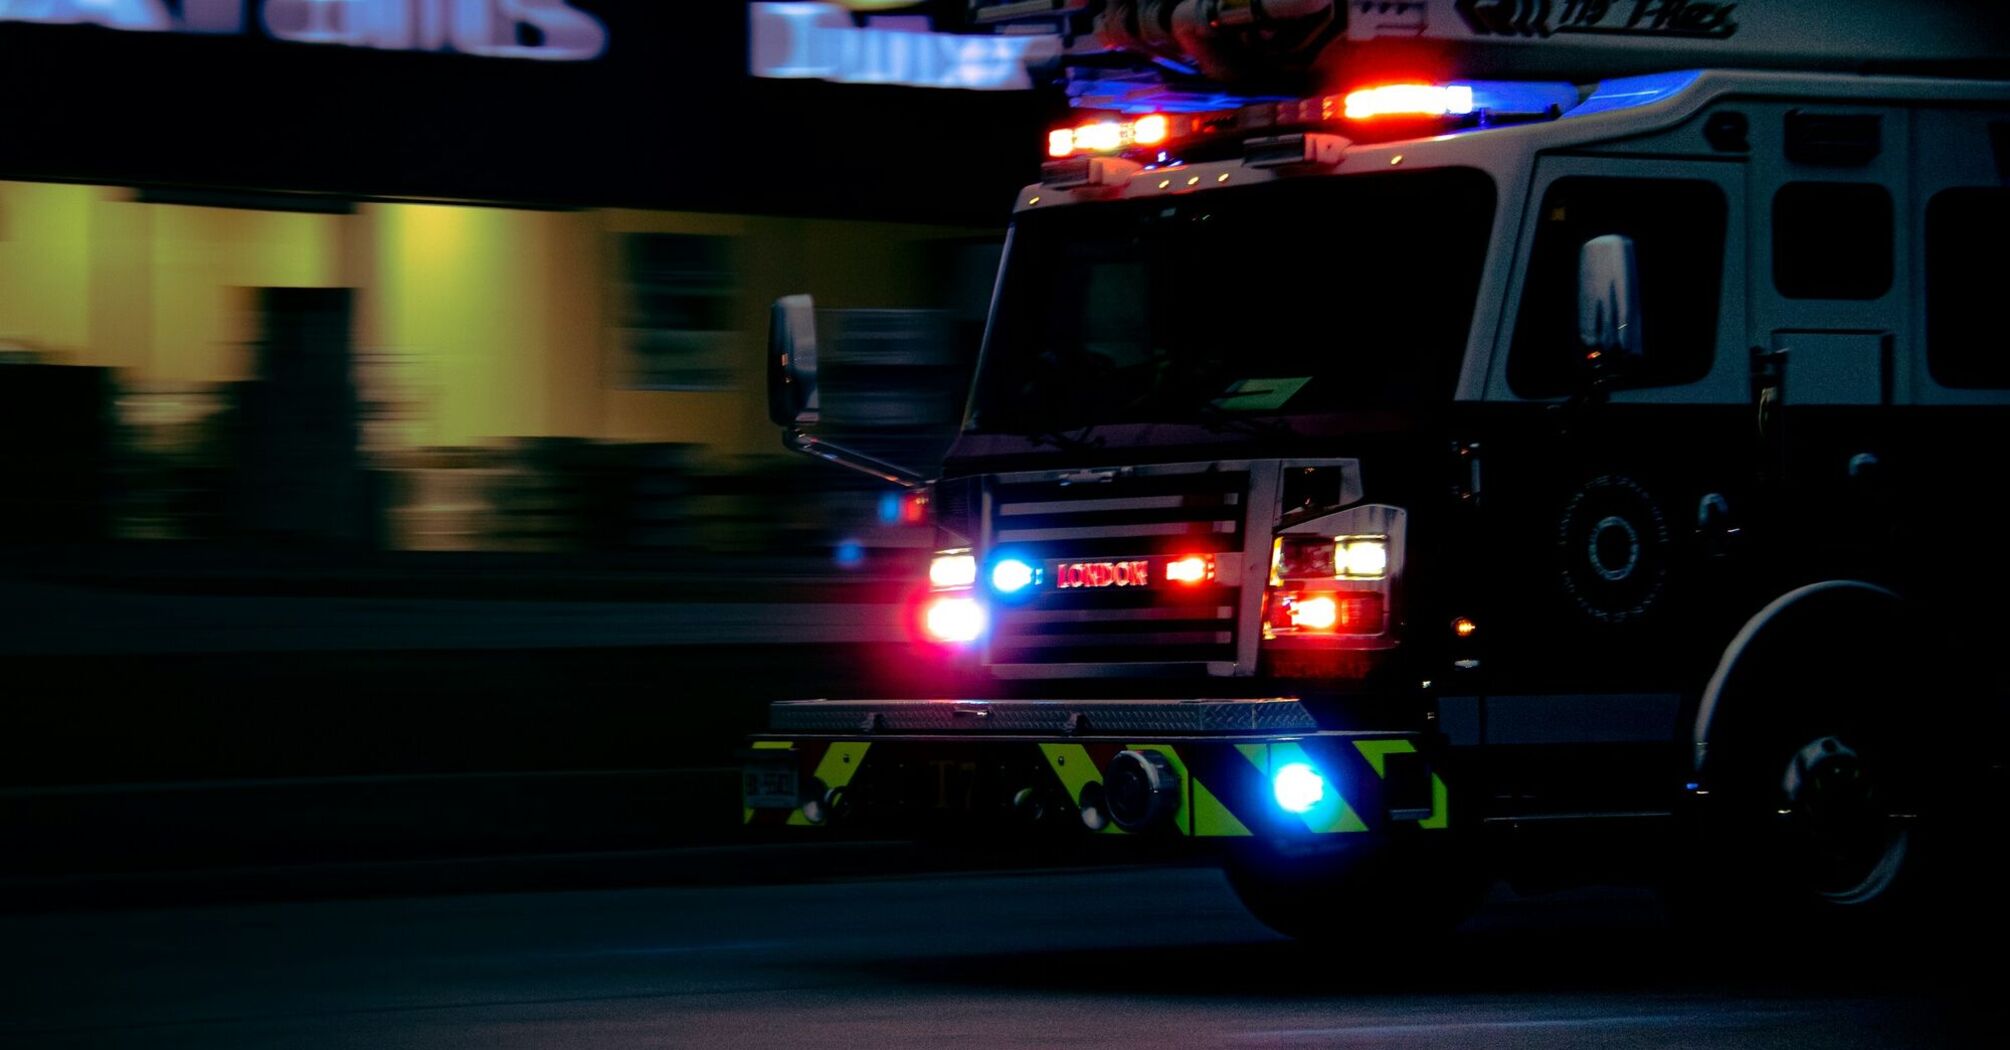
[{"left": 1778, "top": 736, "right": 1909, "bottom": 905}]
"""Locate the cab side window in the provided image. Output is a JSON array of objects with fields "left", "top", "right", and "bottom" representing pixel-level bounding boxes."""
[
  {"left": 1508, "top": 178, "right": 1727, "bottom": 399},
  {"left": 1926, "top": 187, "right": 2010, "bottom": 389}
]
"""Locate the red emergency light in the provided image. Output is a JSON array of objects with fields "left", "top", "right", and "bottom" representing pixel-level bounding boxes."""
[
  {"left": 1164, "top": 554, "right": 1215, "bottom": 585},
  {"left": 1048, "top": 113, "right": 1175, "bottom": 158},
  {"left": 1267, "top": 591, "right": 1384, "bottom": 635},
  {"left": 1041, "top": 80, "right": 1574, "bottom": 165},
  {"left": 1342, "top": 83, "right": 1475, "bottom": 120},
  {"left": 922, "top": 595, "right": 987, "bottom": 644}
]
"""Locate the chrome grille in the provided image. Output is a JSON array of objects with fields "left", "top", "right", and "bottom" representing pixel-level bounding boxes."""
[{"left": 986, "top": 468, "right": 1249, "bottom": 670}]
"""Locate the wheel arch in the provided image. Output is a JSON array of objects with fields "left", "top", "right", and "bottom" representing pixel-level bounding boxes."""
[{"left": 1691, "top": 580, "right": 1901, "bottom": 779}]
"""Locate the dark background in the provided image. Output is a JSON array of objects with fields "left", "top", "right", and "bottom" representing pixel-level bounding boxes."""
[
  {"left": 0, "top": 1, "right": 1021, "bottom": 885},
  {"left": 0, "top": 1, "right": 1060, "bottom": 223}
]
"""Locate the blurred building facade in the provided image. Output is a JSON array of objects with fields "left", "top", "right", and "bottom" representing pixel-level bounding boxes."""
[
  {"left": 0, "top": 182, "right": 995, "bottom": 549},
  {"left": 0, "top": 3, "right": 1048, "bottom": 555}
]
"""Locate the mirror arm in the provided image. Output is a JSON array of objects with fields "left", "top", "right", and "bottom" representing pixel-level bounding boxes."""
[{"left": 783, "top": 428, "right": 928, "bottom": 488}]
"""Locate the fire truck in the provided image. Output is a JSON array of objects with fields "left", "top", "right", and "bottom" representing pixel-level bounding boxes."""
[{"left": 744, "top": 0, "right": 2010, "bottom": 938}]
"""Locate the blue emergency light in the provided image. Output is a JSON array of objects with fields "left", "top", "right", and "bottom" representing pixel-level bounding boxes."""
[
  {"left": 1272, "top": 762, "right": 1328, "bottom": 814},
  {"left": 991, "top": 558, "right": 1036, "bottom": 594}
]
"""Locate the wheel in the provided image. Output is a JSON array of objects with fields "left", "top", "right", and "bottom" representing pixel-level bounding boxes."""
[
  {"left": 1224, "top": 839, "right": 1483, "bottom": 942},
  {"left": 1677, "top": 607, "right": 1960, "bottom": 934},
  {"left": 1708, "top": 728, "right": 1918, "bottom": 913}
]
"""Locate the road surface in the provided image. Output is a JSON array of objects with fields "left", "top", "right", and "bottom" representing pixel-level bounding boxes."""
[
  {"left": 1, "top": 864, "right": 1987, "bottom": 1048},
  {"left": 0, "top": 577, "right": 904, "bottom": 655}
]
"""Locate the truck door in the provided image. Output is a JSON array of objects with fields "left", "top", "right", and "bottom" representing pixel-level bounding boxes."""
[
  {"left": 1456, "top": 155, "right": 1754, "bottom": 819},
  {"left": 1745, "top": 103, "right": 1910, "bottom": 582}
]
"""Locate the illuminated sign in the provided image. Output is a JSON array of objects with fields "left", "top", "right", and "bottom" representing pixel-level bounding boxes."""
[
  {"left": 0, "top": 0, "right": 609, "bottom": 61},
  {"left": 750, "top": 1, "right": 1060, "bottom": 91},
  {"left": 1054, "top": 561, "right": 1151, "bottom": 589}
]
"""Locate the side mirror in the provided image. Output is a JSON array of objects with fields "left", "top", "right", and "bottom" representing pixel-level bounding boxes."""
[
  {"left": 767, "top": 294, "right": 820, "bottom": 426},
  {"left": 1577, "top": 234, "right": 1644, "bottom": 377}
]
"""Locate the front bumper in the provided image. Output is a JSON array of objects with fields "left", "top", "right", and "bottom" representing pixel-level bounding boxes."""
[{"left": 742, "top": 699, "right": 1448, "bottom": 840}]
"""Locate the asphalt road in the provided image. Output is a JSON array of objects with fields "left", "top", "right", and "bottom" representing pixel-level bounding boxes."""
[
  {"left": 2, "top": 865, "right": 1988, "bottom": 1049},
  {"left": 0, "top": 578, "right": 905, "bottom": 655}
]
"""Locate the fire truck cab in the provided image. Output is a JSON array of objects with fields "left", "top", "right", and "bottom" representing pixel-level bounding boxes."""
[{"left": 746, "top": 0, "right": 2010, "bottom": 938}]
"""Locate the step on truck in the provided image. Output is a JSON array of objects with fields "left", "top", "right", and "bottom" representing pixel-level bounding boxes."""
[{"left": 743, "top": 0, "right": 2010, "bottom": 938}]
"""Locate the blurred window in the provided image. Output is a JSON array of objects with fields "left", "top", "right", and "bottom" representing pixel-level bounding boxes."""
[
  {"left": 621, "top": 234, "right": 738, "bottom": 390},
  {"left": 1772, "top": 182, "right": 1894, "bottom": 300},
  {"left": 1926, "top": 187, "right": 2010, "bottom": 388},
  {"left": 817, "top": 310, "right": 959, "bottom": 428}
]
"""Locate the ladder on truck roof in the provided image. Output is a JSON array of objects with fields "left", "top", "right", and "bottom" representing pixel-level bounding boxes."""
[{"left": 968, "top": 0, "right": 2010, "bottom": 97}]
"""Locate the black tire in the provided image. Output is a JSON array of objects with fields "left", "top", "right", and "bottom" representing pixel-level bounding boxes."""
[
  {"left": 1674, "top": 600, "right": 1966, "bottom": 937},
  {"left": 1224, "top": 839, "right": 1483, "bottom": 942}
]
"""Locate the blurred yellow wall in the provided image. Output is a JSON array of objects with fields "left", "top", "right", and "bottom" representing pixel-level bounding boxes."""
[
  {"left": 150, "top": 204, "right": 349, "bottom": 383},
  {"left": 0, "top": 181, "right": 986, "bottom": 460},
  {"left": 373, "top": 202, "right": 553, "bottom": 447},
  {"left": 0, "top": 183, "right": 94, "bottom": 355}
]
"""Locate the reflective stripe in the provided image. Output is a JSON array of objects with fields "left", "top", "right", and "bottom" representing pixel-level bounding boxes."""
[
  {"left": 1420, "top": 774, "right": 1450, "bottom": 829},
  {"left": 1192, "top": 779, "right": 1252, "bottom": 836},
  {"left": 786, "top": 742, "right": 869, "bottom": 826},
  {"left": 1038, "top": 743, "right": 1128, "bottom": 835},
  {"left": 749, "top": 737, "right": 1443, "bottom": 836},
  {"left": 1353, "top": 738, "right": 1449, "bottom": 829},
  {"left": 1356, "top": 738, "right": 1451, "bottom": 829},
  {"left": 815, "top": 742, "right": 870, "bottom": 790},
  {"left": 1353, "top": 738, "right": 1416, "bottom": 778},
  {"left": 1038, "top": 743, "right": 1100, "bottom": 805}
]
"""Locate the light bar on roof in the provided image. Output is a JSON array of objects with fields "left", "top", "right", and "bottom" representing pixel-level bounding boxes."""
[
  {"left": 1041, "top": 78, "right": 1583, "bottom": 166},
  {"left": 1048, "top": 113, "right": 1172, "bottom": 158},
  {"left": 1343, "top": 83, "right": 1476, "bottom": 120},
  {"left": 1132, "top": 114, "right": 1170, "bottom": 145}
]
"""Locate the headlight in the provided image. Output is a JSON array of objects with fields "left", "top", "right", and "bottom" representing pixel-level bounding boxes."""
[
  {"left": 929, "top": 551, "right": 977, "bottom": 589},
  {"left": 1335, "top": 536, "right": 1388, "bottom": 579},
  {"left": 1271, "top": 535, "right": 1387, "bottom": 581}
]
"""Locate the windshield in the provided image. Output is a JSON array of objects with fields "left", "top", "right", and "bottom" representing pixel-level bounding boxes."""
[{"left": 968, "top": 168, "right": 1496, "bottom": 435}]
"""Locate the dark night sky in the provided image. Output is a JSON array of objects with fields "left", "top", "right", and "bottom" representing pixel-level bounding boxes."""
[{"left": 0, "top": 1, "right": 1064, "bottom": 225}]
